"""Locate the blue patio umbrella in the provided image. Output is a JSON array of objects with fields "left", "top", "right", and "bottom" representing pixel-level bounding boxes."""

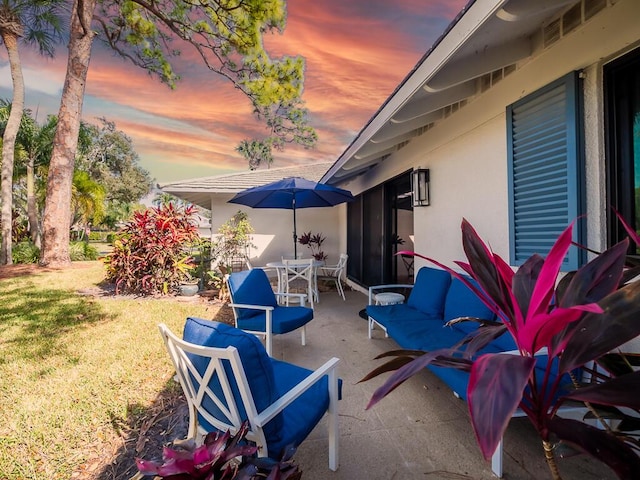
[{"left": 228, "top": 177, "right": 354, "bottom": 258}]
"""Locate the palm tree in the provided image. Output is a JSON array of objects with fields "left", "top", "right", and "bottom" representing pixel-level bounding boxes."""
[
  {"left": 152, "top": 191, "right": 181, "bottom": 207},
  {"left": 17, "top": 112, "right": 56, "bottom": 247},
  {"left": 0, "top": 0, "right": 65, "bottom": 264},
  {"left": 70, "top": 170, "right": 105, "bottom": 240}
]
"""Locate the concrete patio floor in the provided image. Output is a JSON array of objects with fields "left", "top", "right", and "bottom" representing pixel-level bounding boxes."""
[{"left": 269, "top": 288, "right": 617, "bottom": 480}]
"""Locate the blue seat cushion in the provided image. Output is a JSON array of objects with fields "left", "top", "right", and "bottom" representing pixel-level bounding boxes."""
[
  {"left": 228, "top": 270, "right": 278, "bottom": 320},
  {"left": 181, "top": 318, "right": 283, "bottom": 441},
  {"left": 366, "top": 303, "right": 440, "bottom": 331},
  {"left": 406, "top": 267, "right": 451, "bottom": 316},
  {"left": 404, "top": 323, "right": 471, "bottom": 352},
  {"left": 236, "top": 306, "right": 313, "bottom": 334},
  {"left": 444, "top": 277, "right": 496, "bottom": 335},
  {"left": 267, "top": 359, "right": 332, "bottom": 457}
]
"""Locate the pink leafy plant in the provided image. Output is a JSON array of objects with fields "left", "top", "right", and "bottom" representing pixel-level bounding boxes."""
[{"left": 363, "top": 218, "right": 640, "bottom": 479}]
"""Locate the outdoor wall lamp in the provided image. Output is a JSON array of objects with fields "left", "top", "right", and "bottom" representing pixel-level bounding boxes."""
[{"left": 412, "top": 168, "right": 430, "bottom": 207}]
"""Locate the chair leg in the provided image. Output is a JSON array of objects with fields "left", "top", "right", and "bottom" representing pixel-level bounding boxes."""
[
  {"left": 491, "top": 438, "right": 504, "bottom": 478},
  {"left": 328, "top": 365, "right": 339, "bottom": 471},
  {"left": 265, "top": 311, "right": 273, "bottom": 356},
  {"left": 301, "top": 325, "right": 306, "bottom": 346},
  {"left": 265, "top": 332, "right": 273, "bottom": 357},
  {"left": 336, "top": 278, "right": 345, "bottom": 300}
]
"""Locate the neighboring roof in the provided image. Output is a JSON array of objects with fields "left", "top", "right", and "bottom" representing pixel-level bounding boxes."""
[
  {"left": 161, "top": 162, "right": 334, "bottom": 209},
  {"left": 322, "top": 0, "right": 584, "bottom": 185}
]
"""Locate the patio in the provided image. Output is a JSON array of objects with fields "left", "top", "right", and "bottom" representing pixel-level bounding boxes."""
[{"left": 270, "top": 288, "right": 616, "bottom": 480}]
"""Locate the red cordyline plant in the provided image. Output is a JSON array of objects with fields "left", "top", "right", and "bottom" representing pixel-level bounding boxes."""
[
  {"left": 136, "top": 421, "right": 301, "bottom": 480},
  {"left": 104, "top": 203, "right": 200, "bottom": 295},
  {"left": 363, "top": 218, "right": 640, "bottom": 479},
  {"left": 298, "top": 231, "right": 327, "bottom": 261}
]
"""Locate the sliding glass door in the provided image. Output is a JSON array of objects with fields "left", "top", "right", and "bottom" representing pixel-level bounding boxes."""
[{"left": 347, "top": 171, "right": 413, "bottom": 287}]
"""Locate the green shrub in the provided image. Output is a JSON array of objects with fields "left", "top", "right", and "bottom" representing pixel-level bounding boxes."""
[
  {"left": 70, "top": 241, "right": 99, "bottom": 261},
  {"left": 106, "top": 232, "right": 118, "bottom": 244},
  {"left": 88, "top": 231, "right": 114, "bottom": 242},
  {"left": 12, "top": 241, "right": 40, "bottom": 264}
]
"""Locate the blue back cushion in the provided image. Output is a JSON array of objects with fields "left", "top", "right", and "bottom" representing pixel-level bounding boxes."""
[
  {"left": 444, "top": 276, "right": 496, "bottom": 334},
  {"left": 406, "top": 267, "right": 452, "bottom": 316},
  {"left": 182, "top": 317, "right": 283, "bottom": 437},
  {"left": 228, "top": 269, "right": 278, "bottom": 319}
]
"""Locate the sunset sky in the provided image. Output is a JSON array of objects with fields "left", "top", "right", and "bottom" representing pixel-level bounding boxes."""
[{"left": 0, "top": 0, "right": 467, "bottom": 183}]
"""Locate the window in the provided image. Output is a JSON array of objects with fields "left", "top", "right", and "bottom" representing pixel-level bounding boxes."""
[
  {"left": 605, "top": 47, "right": 640, "bottom": 255},
  {"left": 507, "top": 71, "right": 585, "bottom": 270}
]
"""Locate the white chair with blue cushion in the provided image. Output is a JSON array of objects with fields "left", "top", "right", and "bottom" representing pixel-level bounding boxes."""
[
  {"left": 226, "top": 268, "right": 314, "bottom": 356},
  {"left": 158, "top": 318, "right": 340, "bottom": 470}
]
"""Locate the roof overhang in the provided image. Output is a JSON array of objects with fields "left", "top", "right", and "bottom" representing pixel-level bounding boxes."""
[
  {"left": 161, "top": 162, "right": 334, "bottom": 210},
  {"left": 321, "top": 0, "right": 578, "bottom": 185}
]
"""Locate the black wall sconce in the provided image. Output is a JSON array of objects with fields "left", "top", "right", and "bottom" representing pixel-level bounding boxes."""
[{"left": 412, "top": 168, "right": 430, "bottom": 207}]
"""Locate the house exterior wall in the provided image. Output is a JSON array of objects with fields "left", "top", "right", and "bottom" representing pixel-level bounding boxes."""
[
  {"left": 208, "top": 194, "right": 343, "bottom": 266},
  {"left": 339, "top": 0, "right": 639, "bottom": 271}
]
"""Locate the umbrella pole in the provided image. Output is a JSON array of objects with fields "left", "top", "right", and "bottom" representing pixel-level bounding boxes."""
[{"left": 293, "top": 198, "right": 297, "bottom": 258}]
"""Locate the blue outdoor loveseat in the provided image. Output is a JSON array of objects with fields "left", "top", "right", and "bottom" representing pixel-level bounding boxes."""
[{"left": 366, "top": 266, "right": 580, "bottom": 477}]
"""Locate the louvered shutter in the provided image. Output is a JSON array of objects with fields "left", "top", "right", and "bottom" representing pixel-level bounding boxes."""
[{"left": 507, "top": 72, "right": 584, "bottom": 270}]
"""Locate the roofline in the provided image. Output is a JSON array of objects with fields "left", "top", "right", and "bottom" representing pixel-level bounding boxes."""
[
  {"left": 320, "top": 0, "right": 513, "bottom": 184},
  {"left": 160, "top": 162, "right": 334, "bottom": 190}
]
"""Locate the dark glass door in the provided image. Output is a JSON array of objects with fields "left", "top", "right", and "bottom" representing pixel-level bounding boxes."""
[
  {"left": 347, "top": 171, "right": 413, "bottom": 287},
  {"left": 387, "top": 175, "right": 414, "bottom": 283},
  {"left": 605, "top": 47, "right": 640, "bottom": 254}
]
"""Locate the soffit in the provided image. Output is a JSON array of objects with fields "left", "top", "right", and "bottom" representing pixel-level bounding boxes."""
[{"left": 322, "top": 0, "right": 580, "bottom": 185}]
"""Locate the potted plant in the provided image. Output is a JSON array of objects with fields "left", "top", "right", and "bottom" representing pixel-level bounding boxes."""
[
  {"left": 178, "top": 270, "right": 200, "bottom": 296},
  {"left": 363, "top": 218, "right": 640, "bottom": 479},
  {"left": 298, "top": 231, "right": 327, "bottom": 261}
]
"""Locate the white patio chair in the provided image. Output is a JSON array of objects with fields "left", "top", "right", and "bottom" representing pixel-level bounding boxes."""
[
  {"left": 283, "top": 258, "right": 316, "bottom": 308},
  {"left": 158, "top": 318, "right": 340, "bottom": 471},
  {"left": 317, "top": 253, "right": 348, "bottom": 300},
  {"left": 226, "top": 269, "right": 312, "bottom": 356}
]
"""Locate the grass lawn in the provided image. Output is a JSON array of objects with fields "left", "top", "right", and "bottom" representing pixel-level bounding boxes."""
[{"left": 0, "top": 261, "right": 228, "bottom": 479}]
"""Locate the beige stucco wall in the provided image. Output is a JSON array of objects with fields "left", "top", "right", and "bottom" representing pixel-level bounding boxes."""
[
  {"left": 207, "top": 195, "right": 344, "bottom": 267},
  {"left": 339, "top": 0, "right": 640, "bottom": 271}
]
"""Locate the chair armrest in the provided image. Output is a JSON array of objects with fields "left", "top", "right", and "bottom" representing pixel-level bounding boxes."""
[
  {"left": 368, "top": 284, "right": 414, "bottom": 305},
  {"left": 228, "top": 303, "right": 274, "bottom": 312},
  {"left": 274, "top": 292, "right": 308, "bottom": 306},
  {"left": 255, "top": 357, "right": 340, "bottom": 427}
]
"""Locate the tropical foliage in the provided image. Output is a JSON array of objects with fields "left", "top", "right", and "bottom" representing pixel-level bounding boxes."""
[
  {"left": 298, "top": 231, "right": 326, "bottom": 261},
  {"left": 136, "top": 421, "right": 302, "bottom": 480},
  {"left": 0, "top": 106, "right": 151, "bottom": 260},
  {"left": 211, "top": 211, "right": 255, "bottom": 271},
  {"left": 104, "top": 203, "right": 200, "bottom": 295},
  {"left": 364, "top": 219, "right": 640, "bottom": 480}
]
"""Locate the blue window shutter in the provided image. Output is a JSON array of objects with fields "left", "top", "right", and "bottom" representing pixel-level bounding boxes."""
[{"left": 507, "top": 72, "right": 584, "bottom": 270}]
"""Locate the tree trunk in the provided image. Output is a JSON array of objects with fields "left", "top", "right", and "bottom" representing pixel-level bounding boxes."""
[
  {"left": 26, "top": 156, "right": 40, "bottom": 248},
  {"left": 0, "top": 32, "right": 24, "bottom": 265},
  {"left": 40, "top": 0, "right": 96, "bottom": 267}
]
